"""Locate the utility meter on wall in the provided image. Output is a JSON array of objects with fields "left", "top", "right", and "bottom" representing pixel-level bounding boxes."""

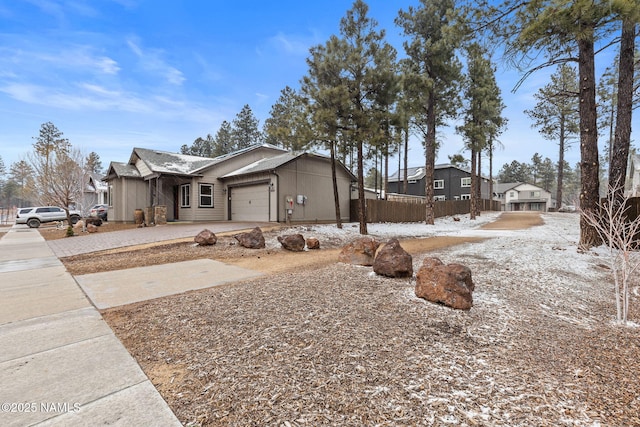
[{"left": 285, "top": 196, "right": 294, "bottom": 214}]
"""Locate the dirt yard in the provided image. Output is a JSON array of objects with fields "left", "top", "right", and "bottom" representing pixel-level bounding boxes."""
[{"left": 59, "top": 213, "right": 640, "bottom": 426}]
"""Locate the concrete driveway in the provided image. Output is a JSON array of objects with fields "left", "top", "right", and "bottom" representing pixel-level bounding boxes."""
[{"left": 45, "top": 221, "right": 273, "bottom": 257}]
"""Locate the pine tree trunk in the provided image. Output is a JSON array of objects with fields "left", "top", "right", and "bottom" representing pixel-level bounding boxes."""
[
  {"left": 424, "top": 97, "right": 436, "bottom": 225},
  {"left": 470, "top": 147, "right": 477, "bottom": 220},
  {"left": 403, "top": 125, "right": 409, "bottom": 194},
  {"left": 357, "top": 139, "right": 367, "bottom": 235},
  {"left": 488, "top": 141, "right": 494, "bottom": 211},
  {"left": 609, "top": 19, "right": 635, "bottom": 205},
  {"left": 475, "top": 151, "right": 482, "bottom": 216},
  {"left": 557, "top": 116, "right": 565, "bottom": 209},
  {"left": 330, "top": 140, "right": 342, "bottom": 229},
  {"left": 384, "top": 140, "right": 389, "bottom": 200},
  {"left": 577, "top": 31, "right": 601, "bottom": 248}
]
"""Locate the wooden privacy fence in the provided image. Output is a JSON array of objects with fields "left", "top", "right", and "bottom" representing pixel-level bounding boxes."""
[{"left": 350, "top": 198, "right": 500, "bottom": 223}]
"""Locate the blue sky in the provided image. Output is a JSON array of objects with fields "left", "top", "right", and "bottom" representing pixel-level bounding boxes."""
[{"left": 0, "top": 0, "right": 628, "bottom": 176}]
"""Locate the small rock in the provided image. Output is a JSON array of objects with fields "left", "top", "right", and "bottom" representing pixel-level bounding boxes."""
[
  {"left": 194, "top": 229, "right": 217, "bottom": 246},
  {"left": 233, "top": 227, "right": 265, "bottom": 249},
  {"left": 278, "top": 234, "right": 306, "bottom": 251},
  {"left": 86, "top": 223, "right": 98, "bottom": 233},
  {"left": 306, "top": 237, "right": 320, "bottom": 249}
]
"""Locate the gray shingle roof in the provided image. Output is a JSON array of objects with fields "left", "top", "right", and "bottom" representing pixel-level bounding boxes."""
[
  {"left": 493, "top": 183, "right": 522, "bottom": 194},
  {"left": 221, "top": 151, "right": 356, "bottom": 181},
  {"left": 389, "top": 164, "right": 471, "bottom": 182},
  {"left": 131, "top": 147, "right": 217, "bottom": 176},
  {"left": 109, "top": 162, "right": 141, "bottom": 178}
]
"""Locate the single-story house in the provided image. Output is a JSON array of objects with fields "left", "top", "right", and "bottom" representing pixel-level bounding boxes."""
[
  {"left": 493, "top": 182, "right": 552, "bottom": 212},
  {"left": 81, "top": 172, "right": 108, "bottom": 212},
  {"left": 104, "top": 144, "right": 355, "bottom": 224},
  {"left": 387, "top": 164, "right": 491, "bottom": 200}
]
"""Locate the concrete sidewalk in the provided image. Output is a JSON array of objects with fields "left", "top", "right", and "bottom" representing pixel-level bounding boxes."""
[{"left": 0, "top": 227, "right": 181, "bottom": 426}]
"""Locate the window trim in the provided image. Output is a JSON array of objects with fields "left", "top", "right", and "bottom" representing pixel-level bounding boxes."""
[
  {"left": 199, "top": 183, "right": 214, "bottom": 208},
  {"left": 461, "top": 177, "right": 471, "bottom": 187},
  {"left": 461, "top": 194, "right": 471, "bottom": 200},
  {"left": 434, "top": 179, "right": 444, "bottom": 189},
  {"left": 180, "top": 184, "right": 191, "bottom": 208},
  {"left": 434, "top": 195, "right": 446, "bottom": 201}
]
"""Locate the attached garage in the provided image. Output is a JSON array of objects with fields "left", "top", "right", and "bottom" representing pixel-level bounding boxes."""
[
  {"left": 229, "top": 183, "right": 270, "bottom": 221},
  {"left": 221, "top": 152, "right": 355, "bottom": 224}
]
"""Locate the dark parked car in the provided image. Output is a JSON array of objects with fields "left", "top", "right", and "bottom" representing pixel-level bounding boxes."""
[{"left": 89, "top": 204, "right": 108, "bottom": 221}]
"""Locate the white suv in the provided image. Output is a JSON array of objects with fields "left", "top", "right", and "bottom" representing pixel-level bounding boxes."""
[{"left": 15, "top": 206, "right": 82, "bottom": 228}]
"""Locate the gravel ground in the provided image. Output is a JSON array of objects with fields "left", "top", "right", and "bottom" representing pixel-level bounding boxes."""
[{"left": 61, "top": 213, "right": 640, "bottom": 427}]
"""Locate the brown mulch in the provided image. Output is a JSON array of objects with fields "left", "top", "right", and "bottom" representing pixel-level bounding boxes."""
[{"left": 58, "top": 213, "right": 640, "bottom": 426}]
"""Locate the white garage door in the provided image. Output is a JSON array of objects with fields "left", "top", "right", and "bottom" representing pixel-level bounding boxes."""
[{"left": 230, "top": 184, "right": 269, "bottom": 221}]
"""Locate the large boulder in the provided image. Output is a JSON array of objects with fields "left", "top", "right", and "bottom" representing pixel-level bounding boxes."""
[
  {"left": 278, "top": 234, "right": 306, "bottom": 251},
  {"left": 338, "top": 237, "right": 380, "bottom": 266},
  {"left": 233, "top": 227, "right": 265, "bottom": 249},
  {"left": 306, "top": 237, "right": 320, "bottom": 250},
  {"left": 194, "top": 229, "right": 217, "bottom": 246},
  {"left": 86, "top": 223, "right": 99, "bottom": 233},
  {"left": 415, "top": 256, "right": 475, "bottom": 310},
  {"left": 373, "top": 238, "right": 413, "bottom": 278}
]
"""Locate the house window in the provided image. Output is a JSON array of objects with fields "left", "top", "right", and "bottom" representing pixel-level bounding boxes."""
[
  {"left": 530, "top": 191, "right": 540, "bottom": 197},
  {"left": 434, "top": 195, "right": 446, "bottom": 201},
  {"left": 454, "top": 195, "right": 460, "bottom": 200},
  {"left": 461, "top": 177, "right": 471, "bottom": 187},
  {"left": 408, "top": 179, "right": 417, "bottom": 184},
  {"left": 434, "top": 179, "right": 444, "bottom": 189},
  {"left": 461, "top": 194, "right": 471, "bottom": 200},
  {"left": 510, "top": 191, "right": 515, "bottom": 198},
  {"left": 180, "top": 184, "right": 191, "bottom": 208},
  {"left": 108, "top": 185, "right": 113, "bottom": 207},
  {"left": 531, "top": 202, "right": 541, "bottom": 211},
  {"left": 199, "top": 183, "right": 214, "bottom": 207}
]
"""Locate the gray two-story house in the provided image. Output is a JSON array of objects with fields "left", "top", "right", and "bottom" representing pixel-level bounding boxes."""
[{"left": 388, "top": 164, "right": 491, "bottom": 201}]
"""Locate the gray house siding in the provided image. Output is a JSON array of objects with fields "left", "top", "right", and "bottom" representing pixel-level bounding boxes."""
[
  {"left": 107, "top": 146, "right": 353, "bottom": 224},
  {"left": 276, "top": 156, "right": 352, "bottom": 223},
  {"left": 175, "top": 147, "right": 283, "bottom": 221},
  {"left": 389, "top": 165, "right": 491, "bottom": 200},
  {"left": 108, "top": 177, "right": 147, "bottom": 222}
]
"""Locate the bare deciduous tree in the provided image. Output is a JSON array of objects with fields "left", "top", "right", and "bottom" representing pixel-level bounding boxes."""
[{"left": 581, "top": 185, "right": 640, "bottom": 325}]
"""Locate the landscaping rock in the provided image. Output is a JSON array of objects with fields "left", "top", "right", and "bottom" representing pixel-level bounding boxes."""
[
  {"left": 233, "top": 227, "right": 265, "bottom": 249},
  {"left": 278, "top": 234, "right": 306, "bottom": 251},
  {"left": 194, "top": 229, "right": 217, "bottom": 246},
  {"left": 86, "top": 223, "right": 98, "bottom": 233},
  {"left": 373, "top": 238, "right": 413, "bottom": 278},
  {"left": 338, "top": 237, "right": 380, "bottom": 266},
  {"left": 306, "top": 237, "right": 320, "bottom": 250},
  {"left": 415, "top": 256, "right": 475, "bottom": 310},
  {"left": 85, "top": 217, "right": 103, "bottom": 226}
]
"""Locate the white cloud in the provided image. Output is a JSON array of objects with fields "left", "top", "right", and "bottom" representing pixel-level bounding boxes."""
[
  {"left": 268, "top": 32, "right": 311, "bottom": 56},
  {"left": 126, "top": 36, "right": 185, "bottom": 86}
]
